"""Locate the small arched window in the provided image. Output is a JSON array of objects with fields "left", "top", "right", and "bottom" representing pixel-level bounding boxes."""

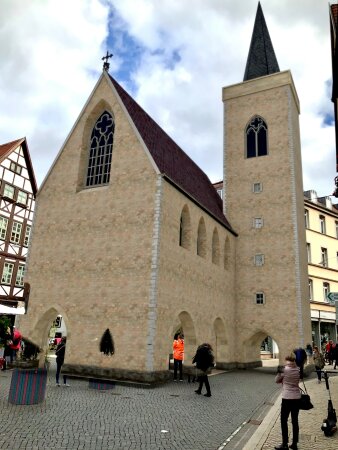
[
  {"left": 197, "top": 218, "right": 207, "bottom": 258},
  {"left": 179, "top": 206, "right": 191, "bottom": 249},
  {"left": 212, "top": 228, "right": 220, "bottom": 265},
  {"left": 246, "top": 116, "right": 268, "bottom": 158},
  {"left": 86, "top": 111, "right": 114, "bottom": 187},
  {"left": 224, "top": 236, "right": 230, "bottom": 270}
]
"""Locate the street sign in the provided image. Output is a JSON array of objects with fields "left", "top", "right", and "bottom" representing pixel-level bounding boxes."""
[{"left": 327, "top": 292, "right": 338, "bottom": 305}]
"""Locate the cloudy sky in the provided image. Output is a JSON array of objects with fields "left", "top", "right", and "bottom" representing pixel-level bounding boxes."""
[{"left": 0, "top": 0, "right": 336, "bottom": 197}]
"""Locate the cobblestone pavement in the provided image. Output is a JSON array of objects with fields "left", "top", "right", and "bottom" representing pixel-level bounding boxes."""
[
  {"left": 0, "top": 369, "right": 279, "bottom": 450},
  {"left": 245, "top": 368, "right": 338, "bottom": 450}
]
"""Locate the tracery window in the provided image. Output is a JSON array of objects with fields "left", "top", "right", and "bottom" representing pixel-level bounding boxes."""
[
  {"left": 246, "top": 116, "right": 268, "bottom": 158},
  {"left": 86, "top": 111, "right": 114, "bottom": 187}
]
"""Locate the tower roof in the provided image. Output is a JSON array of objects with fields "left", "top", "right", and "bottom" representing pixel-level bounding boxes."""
[{"left": 243, "top": 2, "right": 280, "bottom": 81}]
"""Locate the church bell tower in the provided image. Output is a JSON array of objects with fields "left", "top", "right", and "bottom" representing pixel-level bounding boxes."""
[{"left": 223, "top": 2, "right": 312, "bottom": 365}]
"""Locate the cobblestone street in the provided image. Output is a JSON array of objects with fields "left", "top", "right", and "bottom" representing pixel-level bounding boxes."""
[{"left": 0, "top": 369, "right": 279, "bottom": 450}]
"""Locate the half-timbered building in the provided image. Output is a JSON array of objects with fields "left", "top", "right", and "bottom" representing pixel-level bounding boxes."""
[{"left": 0, "top": 138, "right": 37, "bottom": 316}]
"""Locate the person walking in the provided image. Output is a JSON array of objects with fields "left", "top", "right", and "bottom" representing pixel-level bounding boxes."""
[
  {"left": 326, "top": 339, "right": 334, "bottom": 365},
  {"left": 274, "top": 353, "right": 301, "bottom": 450},
  {"left": 1, "top": 326, "right": 12, "bottom": 371},
  {"left": 313, "top": 345, "right": 325, "bottom": 382},
  {"left": 192, "top": 343, "right": 215, "bottom": 397},
  {"left": 9, "top": 327, "right": 22, "bottom": 363},
  {"left": 173, "top": 333, "right": 184, "bottom": 381},
  {"left": 55, "top": 337, "right": 69, "bottom": 387},
  {"left": 333, "top": 342, "right": 338, "bottom": 370}
]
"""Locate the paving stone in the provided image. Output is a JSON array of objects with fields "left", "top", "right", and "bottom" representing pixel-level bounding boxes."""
[{"left": 0, "top": 368, "right": 278, "bottom": 449}]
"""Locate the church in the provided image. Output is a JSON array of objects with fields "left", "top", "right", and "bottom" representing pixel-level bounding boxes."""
[{"left": 19, "top": 3, "right": 312, "bottom": 382}]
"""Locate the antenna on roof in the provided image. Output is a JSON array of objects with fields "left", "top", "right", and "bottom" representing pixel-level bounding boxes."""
[{"left": 102, "top": 51, "right": 113, "bottom": 71}]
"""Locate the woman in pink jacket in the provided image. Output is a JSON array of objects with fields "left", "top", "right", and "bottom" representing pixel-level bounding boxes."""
[{"left": 274, "top": 353, "right": 301, "bottom": 450}]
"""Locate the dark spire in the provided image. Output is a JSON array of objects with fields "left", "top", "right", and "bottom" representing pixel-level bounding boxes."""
[{"left": 243, "top": 2, "right": 280, "bottom": 81}]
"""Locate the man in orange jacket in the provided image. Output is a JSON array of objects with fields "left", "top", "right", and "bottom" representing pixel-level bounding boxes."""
[{"left": 173, "top": 333, "right": 184, "bottom": 381}]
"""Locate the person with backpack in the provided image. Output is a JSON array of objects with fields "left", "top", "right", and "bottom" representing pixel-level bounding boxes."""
[{"left": 192, "top": 343, "right": 215, "bottom": 397}]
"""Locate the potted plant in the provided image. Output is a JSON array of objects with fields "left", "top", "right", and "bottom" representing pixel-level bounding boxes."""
[{"left": 8, "top": 338, "right": 47, "bottom": 405}]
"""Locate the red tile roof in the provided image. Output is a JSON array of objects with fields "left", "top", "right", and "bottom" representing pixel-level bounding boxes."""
[
  {"left": 0, "top": 137, "right": 38, "bottom": 195},
  {"left": 109, "top": 75, "right": 235, "bottom": 233},
  {"left": 0, "top": 138, "right": 24, "bottom": 158}
]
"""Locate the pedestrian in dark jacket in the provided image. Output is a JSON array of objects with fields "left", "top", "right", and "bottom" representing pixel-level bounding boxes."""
[
  {"left": 192, "top": 343, "right": 214, "bottom": 397},
  {"left": 55, "top": 337, "right": 69, "bottom": 387},
  {"left": 332, "top": 343, "right": 338, "bottom": 369}
]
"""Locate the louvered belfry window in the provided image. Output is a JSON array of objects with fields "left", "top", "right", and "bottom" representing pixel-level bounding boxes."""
[{"left": 86, "top": 111, "right": 114, "bottom": 187}]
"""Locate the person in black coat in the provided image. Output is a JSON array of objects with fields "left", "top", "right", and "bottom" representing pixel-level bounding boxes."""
[
  {"left": 192, "top": 343, "right": 215, "bottom": 397},
  {"left": 55, "top": 337, "right": 69, "bottom": 387}
]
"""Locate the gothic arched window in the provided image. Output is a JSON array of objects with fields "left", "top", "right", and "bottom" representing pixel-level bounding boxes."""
[
  {"left": 246, "top": 116, "right": 268, "bottom": 158},
  {"left": 86, "top": 111, "right": 114, "bottom": 187}
]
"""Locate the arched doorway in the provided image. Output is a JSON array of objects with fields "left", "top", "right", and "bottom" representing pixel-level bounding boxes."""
[
  {"left": 243, "top": 331, "right": 280, "bottom": 368},
  {"left": 170, "top": 311, "right": 197, "bottom": 368}
]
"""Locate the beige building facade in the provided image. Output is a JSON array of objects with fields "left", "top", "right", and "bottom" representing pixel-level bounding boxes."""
[
  {"left": 17, "top": 4, "right": 312, "bottom": 382},
  {"left": 305, "top": 190, "right": 338, "bottom": 346}
]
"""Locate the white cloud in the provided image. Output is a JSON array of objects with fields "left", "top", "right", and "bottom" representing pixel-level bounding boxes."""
[
  {"left": 0, "top": 0, "right": 109, "bottom": 184},
  {"left": 0, "top": 0, "right": 336, "bottom": 198}
]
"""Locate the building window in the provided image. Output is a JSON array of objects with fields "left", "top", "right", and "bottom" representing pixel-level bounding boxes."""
[
  {"left": 309, "top": 279, "right": 313, "bottom": 301},
  {"left": 304, "top": 209, "right": 309, "bottom": 228},
  {"left": 1, "top": 262, "right": 14, "bottom": 284},
  {"left": 212, "top": 228, "right": 220, "bottom": 265},
  {"left": 24, "top": 225, "right": 31, "bottom": 247},
  {"left": 252, "top": 182, "right": 262, "bottom": 193},
  {"left": 224, "top": 236, "right": 230, "bottom": 270},
  {"left": 15, "top": 265, "right": 25, "bottom": 286},
  {"left": 197, "top": 218, "right": 207, "bottom": 258},
  {"left": 0, "top": 216, "right": 8, "bottom": 239},
  {"left": 3, "top": 183, "right": 15, "bottom": 199},
  {"left": 86, "top": 111, "right": 114, "bottom": 187},
  {"left": 217, "top": 189, "right": 223, "bottom": 199},
  {"left": 10, "top": 161, "right": 22, "bottom": 175},
  {"left": 254, "top": 254, "right": 264, "bottom": 266},
  {"left": 319, "top": 215, "right": 326, "bottom": 234},
  {"left": 179, "top": 206, "right": 191, "bottom": 250},
  {"left": 17, "top": 190, "right": 28, "bottom": 205},
  {"left": 10, "top": 221, "right": 22, "bottom": 244},
  {"left": 321, "top": 247, "right": 328, "bottom": 267},
  {"left": 306, "top": 243, "right": 311, "bottom": 263},
  {"left": 255, "top": 292, "right": 265, "bottom": 305},
  {"left": 253, "top": 217, "right": 264, "bottom": 228},
  {"left": 246, "top": 116, "right": 268, "bottom": 158},
  {"left": 323, "top": 282, "right": 330, "bottom": 302}
]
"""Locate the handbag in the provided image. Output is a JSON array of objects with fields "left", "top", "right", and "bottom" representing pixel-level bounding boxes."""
[{"left": 299, "top": 381, "right": 314, "bottom": 410}]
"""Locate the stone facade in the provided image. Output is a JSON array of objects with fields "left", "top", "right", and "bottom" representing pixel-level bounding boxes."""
[
  {"left": 17, "top": 57, "right": 312, "bottom": 383},
  {"left": 223, "top": 71, "right": 311, "bottom": 363}
]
